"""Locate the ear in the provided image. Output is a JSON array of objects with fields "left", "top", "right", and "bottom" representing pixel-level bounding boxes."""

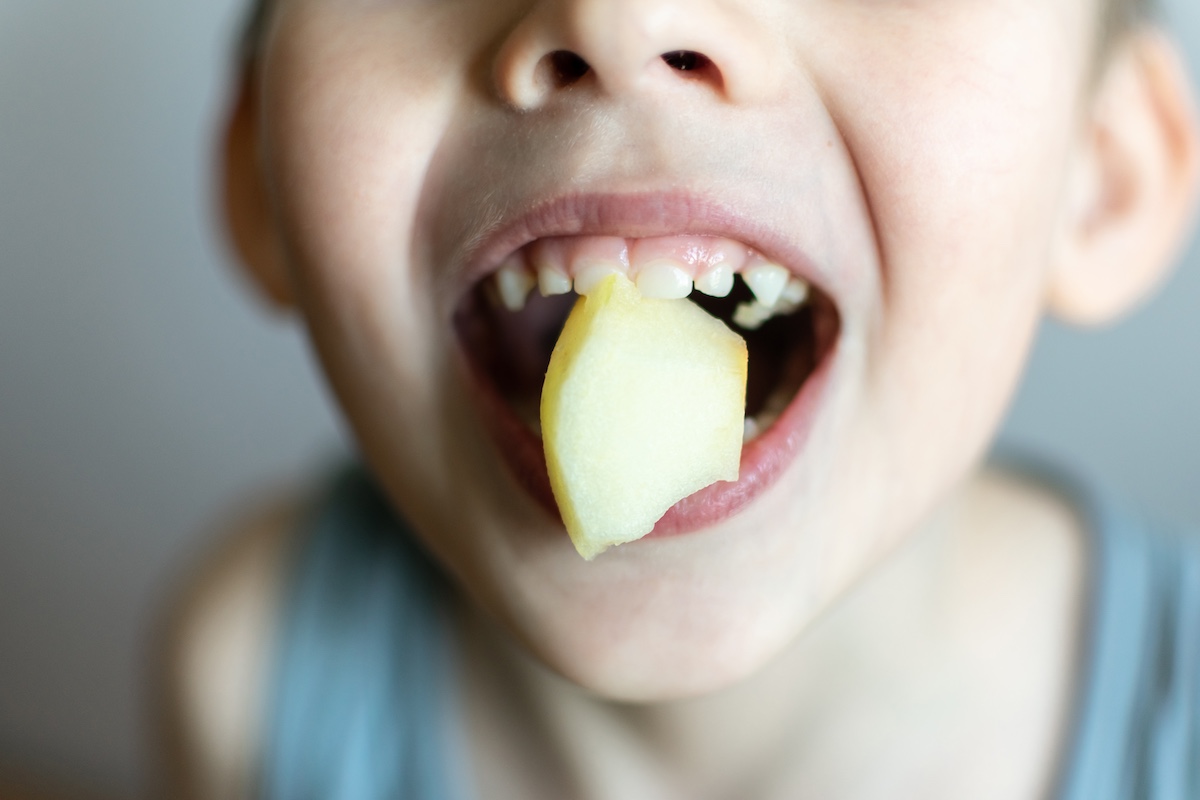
[
  {"left": 220, "top": 65, "right": 295, "bottom": 311},
  {"left": 1048, "top": 29, "right": 1200, "bottom": 325}
]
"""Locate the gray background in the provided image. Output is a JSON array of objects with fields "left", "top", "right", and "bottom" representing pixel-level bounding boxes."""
[{"left": 1, "top": 0, "right": 1198, "bottom": 795}]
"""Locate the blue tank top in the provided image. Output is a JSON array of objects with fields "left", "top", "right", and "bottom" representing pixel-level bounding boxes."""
[
  {"left": 259, "top": 469, "right": 463, "bottom": 800},
  {"left": 260, "top": 464, "right": 1200, "bottom": 799}
]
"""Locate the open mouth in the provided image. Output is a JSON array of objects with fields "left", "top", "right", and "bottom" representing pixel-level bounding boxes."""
[{"left": 454, "top": 233, "right": 841, "bottom": 535}]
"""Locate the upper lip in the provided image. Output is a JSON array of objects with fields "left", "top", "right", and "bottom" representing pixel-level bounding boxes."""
[{"left": 453, "top": 190, "right": 834, "bottom": 308}]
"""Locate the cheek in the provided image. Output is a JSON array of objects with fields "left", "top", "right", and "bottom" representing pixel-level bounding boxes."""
[
  {"left": 864, "top": 87, "right": 1074, "bottom": 461},
  {"left": 260, "top": 4, "right": 473, "bottom": 332},
  {"left": 258, "top": 6, "right": 478, "bottom": 414},
  {"left": 824, "top": 3, "right": 1086, "bottom": 289},
  {"left": 255, "top": 6, "right": 483, "bottom": 520},
  {"left": 806, "top": 2, "right": 1091, "bottom": 545},
  {"left": 254, "top": 4, "right": 578, "bottom": 607},
  {"left": 814, "top": 0, "right": 1088, "bottom": 302}
]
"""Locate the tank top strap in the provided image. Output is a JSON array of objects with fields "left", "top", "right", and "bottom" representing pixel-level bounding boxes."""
[
  {"left": 1033, "top": 461, "right": 1200, "bottom": 800},
  {"left": 260, "top": 464, "right": 464, "bottom": 800}
]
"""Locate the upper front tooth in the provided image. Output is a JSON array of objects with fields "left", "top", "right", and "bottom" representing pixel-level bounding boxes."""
[
  {"left": 574, "top": 261, "right": 624, "bottom": 296},
  {"left": 636, "top": 261, "right": 693, "bottom": 299},
  {"left": 694, "top": 264, "right": 734, "bottom": 297},
  {"left": 495, "top": 261, "right": 535, "bottom": 311},
  {"left": 742, "top": 264, "right": 789, "bottom": 308},
  {"left": 537, "top": 264, "right": 572, "bottom": 296}
]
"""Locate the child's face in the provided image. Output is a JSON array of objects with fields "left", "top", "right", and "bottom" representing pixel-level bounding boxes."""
[{"left": 249, "top": 0, "right": 1100, "bottom": 698}]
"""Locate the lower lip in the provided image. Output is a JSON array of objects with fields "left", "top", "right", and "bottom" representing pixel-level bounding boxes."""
[{"left": 461, "top": 343, "right": 837, "bottom": 539}]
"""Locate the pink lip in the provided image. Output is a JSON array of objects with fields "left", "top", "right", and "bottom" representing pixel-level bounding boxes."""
[
  {"left": 460, "top": 343, "right": 835, "bottom": 537},
  {"left": 455, "top": 192, "right": 832, "bottom": 303},
  {"left": 454, "top": 191, "right": 841, "bottom": 538}
]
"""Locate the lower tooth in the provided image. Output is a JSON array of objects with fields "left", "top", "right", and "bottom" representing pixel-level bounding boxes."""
[
  {"left": 733, "top": 300, "right": 773, "bottom": 330},
  {"left": 743, "top": 417, "right": 760, "bottom": 443},
  {"left": 762, "top": 385, "right": 791, "bottom": 417}
]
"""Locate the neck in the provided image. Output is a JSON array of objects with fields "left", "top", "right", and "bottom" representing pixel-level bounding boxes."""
[{"left": 456, "top": 468, "right": 1087, "bottom": 800}]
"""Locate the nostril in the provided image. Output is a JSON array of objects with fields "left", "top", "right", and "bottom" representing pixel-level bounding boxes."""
[
  {"left": 661, "top": 51, "right": 711, "bottom": 72},
  {"left": 549, "top": 50, "right": 590, "bottom": 87}
]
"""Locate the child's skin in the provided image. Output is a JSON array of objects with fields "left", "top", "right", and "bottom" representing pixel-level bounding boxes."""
[{"left": 184, "top": 0, "right": 1200, "bottom": 796}]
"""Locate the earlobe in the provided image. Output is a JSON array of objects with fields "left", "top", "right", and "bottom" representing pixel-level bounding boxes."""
[
  {"left": 1048, "top": 29, "right": 1200, "bottom": 326},
  {"left": 220, "top": 66, "right": 295, "bottom": 312}
]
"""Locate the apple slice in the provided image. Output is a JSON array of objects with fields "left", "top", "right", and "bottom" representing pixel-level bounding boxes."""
[{"left": 541, "top": 273, "right": 748, "bottom": 560}]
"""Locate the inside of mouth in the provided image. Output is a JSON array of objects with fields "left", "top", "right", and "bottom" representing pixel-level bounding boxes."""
[{"left": 454, "top": 274, "right": 840, "bottom": 440}]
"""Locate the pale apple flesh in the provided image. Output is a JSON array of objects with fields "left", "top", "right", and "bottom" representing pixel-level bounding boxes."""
[{"left": 541, "top": 273, "right": 749, "bottom": 560}]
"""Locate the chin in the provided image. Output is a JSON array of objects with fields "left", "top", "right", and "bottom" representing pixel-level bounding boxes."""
[
  {"left": 488, "top": 549, "right": 814, "bottom": 703},
  {"left": 552, "top": 621, "right": 797, "bottom": 703}
]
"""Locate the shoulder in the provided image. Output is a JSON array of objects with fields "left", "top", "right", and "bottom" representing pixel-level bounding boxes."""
[
  {"left": 961, "top": 464, "right": 1089, "bottom": 597},
  {"left": 156, "top": 485, "right": 314, "bottom": 800},
  {"left": 1008, "top": 461, "right": 1200, "bottom": 800}
]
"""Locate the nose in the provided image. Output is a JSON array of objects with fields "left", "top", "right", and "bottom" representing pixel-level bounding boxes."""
[{"left": 493, "top": 0, "right": 783, "bottom": 110}]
